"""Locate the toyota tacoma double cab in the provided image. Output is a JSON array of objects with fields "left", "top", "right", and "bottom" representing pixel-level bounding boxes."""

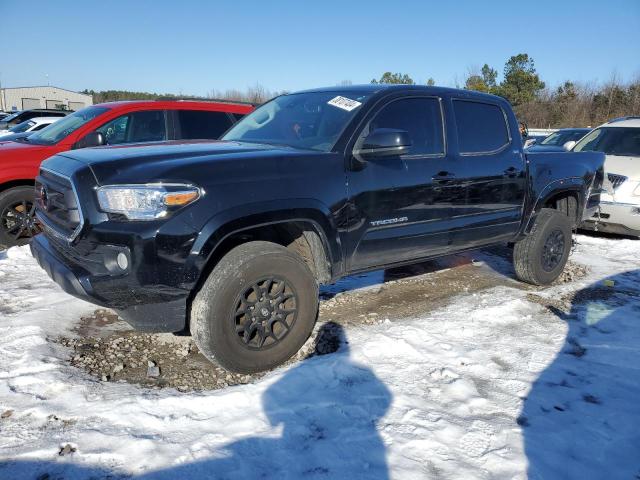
[
  {"left": 30, "top": 85, "right": 604, "bottom": 373},
  {"left": 0, "top": 99, "right": 253, "bottom": 248}
]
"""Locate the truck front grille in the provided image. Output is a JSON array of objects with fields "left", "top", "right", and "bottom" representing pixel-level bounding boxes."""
[
  {"left": 607, "top": 173, "right": 627, "bottom": 191},
  {"left": 35, "top": 169, "right": 82, "bottom": 242}
]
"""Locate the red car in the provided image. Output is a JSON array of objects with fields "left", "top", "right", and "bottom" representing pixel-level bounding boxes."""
[{"left": 0, "top": 99, "right": 254, "bottom": 247}]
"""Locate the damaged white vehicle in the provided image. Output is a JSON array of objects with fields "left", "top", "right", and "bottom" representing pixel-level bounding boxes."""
[{"left": 572, "top": 117, "right": 640, "bottom": 237}]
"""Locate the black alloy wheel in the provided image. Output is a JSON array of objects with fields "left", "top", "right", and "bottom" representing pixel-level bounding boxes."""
[
  {"left": 1, "top": 199, "right": 39, "bottom": 242},
  {"left": 0, "top": 186, "right": 42, "bottom": 247},
  {"left": 541, "top": 229, "right": 565, "bottom": 272},
  {"left": 234, "top": 277, "right": 299, "bottom": 351}
]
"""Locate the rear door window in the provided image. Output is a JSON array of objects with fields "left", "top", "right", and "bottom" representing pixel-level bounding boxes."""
[
  {"left": 453, "top": 100, "right": 510, "bottom": 154},
  {"left": 177, "top": 110, "right": 234, "bottom": 140}
]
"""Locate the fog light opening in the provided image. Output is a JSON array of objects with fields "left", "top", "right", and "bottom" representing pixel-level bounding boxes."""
[{"left": 116, "top": 253, "right": 129, "bottom": 270}]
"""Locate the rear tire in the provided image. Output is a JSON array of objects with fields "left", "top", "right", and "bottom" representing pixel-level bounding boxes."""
[
  {"left": 0, "top": 186, "right": 39, "bottom": 248},
  {"left": 513, "top": 208, "right": 572, "bottom": 285},
  {"left": 191, "top": 241, "right": 319, "bottom": 374}
]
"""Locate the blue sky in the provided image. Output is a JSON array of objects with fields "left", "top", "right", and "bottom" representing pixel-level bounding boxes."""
[{"left": 1, "top": 0, "right": 639, "bottom": 95}]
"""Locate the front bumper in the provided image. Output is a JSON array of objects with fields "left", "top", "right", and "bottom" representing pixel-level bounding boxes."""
[
  {"left": 582, "top": 201, "right": 640, "bottom": 237},
  {"left": 30, "top": 234, "right": 188, "bottom": 332}
]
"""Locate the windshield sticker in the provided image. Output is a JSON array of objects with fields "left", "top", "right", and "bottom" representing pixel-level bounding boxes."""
[{"left": 327, "top": 96, "right": 362, "bottom": 112}]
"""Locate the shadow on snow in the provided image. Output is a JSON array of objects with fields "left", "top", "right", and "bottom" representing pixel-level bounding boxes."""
[
  {"left": 521, "top": 269, "right": 640, "bottom": 479},
  {"left": 0, "top": 322, "right": 392, "bottom": 480}
]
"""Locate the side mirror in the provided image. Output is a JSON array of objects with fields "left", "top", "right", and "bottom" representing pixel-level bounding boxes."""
[
  {"left": 75, "top": 131, "right": 105, "bottom": 149},
  {"left": 354, "top": 128, "right": 412, "bottom": 158},
  {"left": 563, "top": 140, "right": 576, "bottom": 151}
]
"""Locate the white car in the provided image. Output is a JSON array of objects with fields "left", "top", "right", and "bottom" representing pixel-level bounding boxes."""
[
  {"left": 0, "top": 116, "right": 61, "bottom": 137},
  {"left": 572, "top": 117, "right": 640, "bottom": 237}
]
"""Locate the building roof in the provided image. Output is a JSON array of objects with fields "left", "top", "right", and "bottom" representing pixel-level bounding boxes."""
[{"left": 0, "top": 85, "right": 92, "bottom": 96}]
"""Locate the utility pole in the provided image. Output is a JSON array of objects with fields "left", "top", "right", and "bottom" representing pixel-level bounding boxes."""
[{"left": 0, "top": 72, "right": 4, "bottom": 112}]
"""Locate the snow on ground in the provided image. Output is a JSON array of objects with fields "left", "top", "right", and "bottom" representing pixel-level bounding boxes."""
[{"left": 0, "top": 235, "right": 639, "bottom": 479}]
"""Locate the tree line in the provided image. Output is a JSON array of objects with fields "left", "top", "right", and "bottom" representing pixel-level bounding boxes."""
[
  {"left": 370, "top": 54, "right": 640, "bottom": 128},
  {"left": 83, "top": 56, "right": 639, "bottom": 128},
  {"left": 81, "top": 84, "right": 281, "bottom": 106}
]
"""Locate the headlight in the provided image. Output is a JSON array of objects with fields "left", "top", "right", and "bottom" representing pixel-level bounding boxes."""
[
  {"left": 634, "top": 183, "right": 640, "bottom": 196},
  {"left": 96, "top": 184, "right": 201, "bottom": 220}
]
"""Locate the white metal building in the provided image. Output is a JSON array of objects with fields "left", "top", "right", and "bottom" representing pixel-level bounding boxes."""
[{"left": 0, "top": 86, "right": 93, "bottom": 112}]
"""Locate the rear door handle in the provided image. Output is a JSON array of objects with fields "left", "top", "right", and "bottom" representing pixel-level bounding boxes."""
[{"left": 503, "top": 166, "right": 518, "bottom": 178}]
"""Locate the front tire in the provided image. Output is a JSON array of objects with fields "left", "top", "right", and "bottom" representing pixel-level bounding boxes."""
[
  {"left": 513, "top": 208, "right": 572, "bottom": 285},
  {"left": 0, "top": 186, "right": 40, "bottom": 248},
  {"left": 191, "top": 241, "right": 319, "bottom": 374}
]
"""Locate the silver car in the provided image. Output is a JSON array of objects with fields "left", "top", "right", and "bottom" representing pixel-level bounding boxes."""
[{"left": 573, "top": 117, "right": 640, "bottom": 237}]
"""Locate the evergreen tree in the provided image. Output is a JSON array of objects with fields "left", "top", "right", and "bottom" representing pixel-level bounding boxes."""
[
  {"left": 371, "top": 72, "right": 415, "bottom": 85},
  {"left": 464, "top": 64, "right": 498, "bottom": 93},
  {"left": 498, "top": 54, "right": 545, "bottom": 106},
  {"left": 465, "top": 74, "right": 488, "bottom": 92},
  {"left": 481, "top": 64, "right": 498, "bottom": 90}
]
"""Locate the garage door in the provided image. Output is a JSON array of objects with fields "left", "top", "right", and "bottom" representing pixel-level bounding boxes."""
[
  {"left": 22, "top": 98, "right": 40, "bottom": 109},
  {"left": 46, "top": 100, "right": 63, "bottom": 109},
  {"left": 68, "top": 102, "right": 85, "bottom": 111}
]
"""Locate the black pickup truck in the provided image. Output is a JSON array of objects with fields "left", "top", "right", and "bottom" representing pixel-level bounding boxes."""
[{"left": 30, "top": 85, "right": 604, "bottom": 373}]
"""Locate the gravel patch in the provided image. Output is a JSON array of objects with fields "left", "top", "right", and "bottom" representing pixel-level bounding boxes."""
[{"left": 58, "top": 313, "right": 344, "bottom": 392}]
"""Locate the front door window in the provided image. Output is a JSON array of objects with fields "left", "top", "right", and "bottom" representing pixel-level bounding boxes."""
[{"left": 95, "top": 110, "right": 167, "bottom": 145}]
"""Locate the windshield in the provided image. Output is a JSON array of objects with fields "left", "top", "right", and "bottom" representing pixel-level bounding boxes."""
[
  {"left": 541, "top": 130, "right": 589, "bottom": 146},
  {"left": 9, "top": 120, "right": 36, "bottom": 133},
  {"left": 0, "top": 112, "right": 20, "bottom": 130},
  {"left": 573, "top": 127, "right": 640, "bottom": 156},
  {"left": 1, "top": 111, "right": 22, "bottom": 123},
  {"left": 27, "top": 106, "right": 109, "bottom": 145},
  {"left": 222, "top": 91, "right": 372, "bottom": 151}
]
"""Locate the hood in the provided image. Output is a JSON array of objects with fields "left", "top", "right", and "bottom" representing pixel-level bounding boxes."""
[
  {"left": 0, "top": 138, "right": 50, "bottom": 154},
  {"left": 603, "top": 154, "right": 640, "bottom": 181},
  {"left": 0, "top": 132, "right": 33, "bottom": 143},
  {"left": 53, "top": 140, "right": 329, "bottom": 185},
  {"left": 526, "top": 144, "right": 565, "bottom": 153},
  {"left": 57, "top": 140, "right": 278, "bottom": 164}
]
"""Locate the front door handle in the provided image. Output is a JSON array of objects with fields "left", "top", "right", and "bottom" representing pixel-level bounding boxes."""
[{"left": 432, "top": 171, "right": 456, "bottom": 183}]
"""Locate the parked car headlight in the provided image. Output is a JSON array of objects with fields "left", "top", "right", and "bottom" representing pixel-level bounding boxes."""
[{"left": 96, "top": 184, "right": 201, "bottom": 220}]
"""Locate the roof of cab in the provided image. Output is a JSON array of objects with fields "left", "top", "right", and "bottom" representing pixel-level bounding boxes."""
[
  {"left": 294, "top": 84, "right": 508, "bottom": 103},
  {"left": 603, "top": 117, "right": 640, "bottom": 128},
  {"left": 92, "top": 99, "right": 255, "bottom": 112}
]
